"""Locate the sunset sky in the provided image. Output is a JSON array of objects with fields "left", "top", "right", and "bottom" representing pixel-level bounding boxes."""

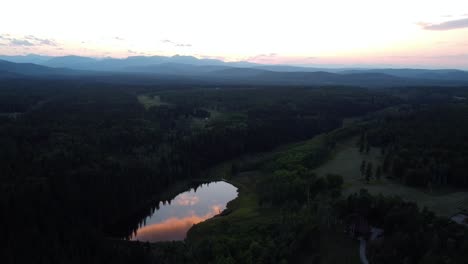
[{"left": 1, "top": 0, "right": 468, "bottom": 68}]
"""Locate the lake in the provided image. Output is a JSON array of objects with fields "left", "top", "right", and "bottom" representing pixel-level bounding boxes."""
[{"left": 130, "top": 181, "right": 238, "bottom": 242}]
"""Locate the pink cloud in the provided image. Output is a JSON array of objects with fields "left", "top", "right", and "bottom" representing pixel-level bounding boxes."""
[
  {"left": 419, "top": 18, "right": 468, "bottom": 31},
  {"left": 131, "top": 205, "right": 223, "bottom": 242}
]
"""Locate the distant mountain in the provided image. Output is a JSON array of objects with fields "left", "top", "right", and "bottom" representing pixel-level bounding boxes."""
[
  {"left": 125, "top": 63, "right": 232, "bottom": 75},
  {"left": 168, "top": 55, "right": 223, "bottom": 66},
  {"left": 1, "top": 57, "right": 468, "bottom": 88},
  {"left": 44, "top": 55, "right": 98, "bottom": 69},
  {"left": 0, "top": 54, "right": 53, "bottom": 64},
  {"left": 253, "top": 65, "right": 340, "bottom": 73},
  {"left": 211, "top": 67, "right": 272, "bottom": 77},
  {"left": 0, "top": 54, "right": 258, "bottom": 72},
  {"left": 1, "top": 54, "right": 468, "bottom": 83},
  {"left": 208, "top": 68, "right": 415, "bottom": 87},
  {"left": 203, "top": 68, "right": 468, "bottom": 87},
  {"left": 0, "top": 59, "right": 77, "bottom": 76},
  {"left": 340, "top": 68, "right": 468, "bottom": 82}
]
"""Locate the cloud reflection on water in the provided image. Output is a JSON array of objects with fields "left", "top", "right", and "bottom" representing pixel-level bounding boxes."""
[
  {"left": 130, "top": 181, "right": 237, "bottom": 242},
  {"left": 131, "top": 205, "right": 221, "bottom": 242},
  {"left": 175, "top": 193, "right": 200, "bottom": 206}
]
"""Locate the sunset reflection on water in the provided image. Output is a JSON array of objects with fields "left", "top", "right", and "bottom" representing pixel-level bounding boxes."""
[{"left": 131, "top": 181, "right": 237, "bottom": 242}]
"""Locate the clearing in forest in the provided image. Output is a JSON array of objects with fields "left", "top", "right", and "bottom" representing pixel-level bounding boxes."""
[
  {"left": 137, "top": 95, "right": 171, "bottom": 109},
  {"left": 314, "top": 137, "right": 468, "bottom": 217}
]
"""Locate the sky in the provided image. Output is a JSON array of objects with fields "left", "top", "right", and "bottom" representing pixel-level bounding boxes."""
[{"left": 1, "top": 0, "right": 468, "bottom": 68}]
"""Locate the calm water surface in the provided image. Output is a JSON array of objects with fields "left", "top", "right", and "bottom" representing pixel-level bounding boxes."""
[{"left": 130, "top": 181, "right": 238, "bottom": 242}]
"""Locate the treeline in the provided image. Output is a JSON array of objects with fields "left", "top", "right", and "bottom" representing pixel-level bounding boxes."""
[{"left": 365, "top": 103, "right": 468, "bottom": 188}]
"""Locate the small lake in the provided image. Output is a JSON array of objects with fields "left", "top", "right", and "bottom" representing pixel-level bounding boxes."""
[{"left": 130, "top": 181, "right": 238, "bottom": 242}]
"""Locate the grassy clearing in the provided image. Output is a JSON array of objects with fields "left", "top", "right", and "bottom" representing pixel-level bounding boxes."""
[
  {"left": 314, "top": 137, "right": 381, "bottom": 194},
  {"left": 260, "top": 134, "right": 330, "bottom": 172},
  {"left": 341, "top": 117, "right": 361, "bottom": 128},
  {"left": 137, "top": 95, "right": 170, "bottom": 109},
  {"left": 190, "top": 109, "right": 224, "bottom": 129},
  {"left": 314, "top": 136, "right": 468, "bottom": 217},
  {"left": 206, "top": 109, "right": 222, "bottom": 119}
]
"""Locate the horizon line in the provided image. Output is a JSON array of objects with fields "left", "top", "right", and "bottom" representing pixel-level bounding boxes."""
[{"left": 1, "top": 53, "right": 467, "bottom": 71}]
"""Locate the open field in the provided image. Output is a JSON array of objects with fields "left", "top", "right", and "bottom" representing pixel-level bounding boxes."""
[
  {"left": 137, "top": 95, "right": 171, "bottom": 109},
  {"left": 190, "top": 108, "right": 224, "bottom": 129},
  {"left": 314, "top": 137, "right": 468, "bottom": 217}
]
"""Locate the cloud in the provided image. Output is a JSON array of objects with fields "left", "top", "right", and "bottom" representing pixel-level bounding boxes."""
[
  {"left": 377, "top": 54, "right": 468, "bottom": 62},
  {"left": 419, "top": 18, "right": 468, "bottom": 31},
  {"left": 199, "top": 55, "right": 227, "bottom": 61},
  {"left": 175, "top": 193, "right": 199, "bottom": 206},
  {"left": 131, "top": 214, "right": 205, "bottom": 242},
  {"left": 0, "top": 34, "right": 58, "bottom": 47},
  {"left": 10, "top": 39, "right": 34, "bottom": 46},
  {"left": 127, "top": 49, "right": 147, "bottom": 55},
  {"left": 430, "top": 54, "right": 468, "bottom": 60},
  {"left": 0, "top": 34, "right": 11, "bottom": 45},
  {"left": 40, "top": 39, "right": 57, "bottom": 46},
  {"left": 127, "top": 49, "right": 148, "bottom": 56},
  {"left": 130, "top": 205, "right": 222, "bottom": 242},
  {"left": 246, "top": 53, "right": 279, "bottom": 62},
  {"left": 115, "top": 36, "right": 124, "bottom": 41},
  {"left": 24, "top": 35, "right": 57, "bottom": 46},
  {"left": 161, "top": 39, "right": 192, "bottom": 47},
  {"left": 0, "top": 34, "right": 11, "bottom": 41}
]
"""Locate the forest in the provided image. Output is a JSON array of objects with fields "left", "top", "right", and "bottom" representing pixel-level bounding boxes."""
[
  {"left": 1, "top": 78, "right": 468, "bottom": 263},
  {"left": 365, "top": 101, "right": 468, "bottom": 188}
]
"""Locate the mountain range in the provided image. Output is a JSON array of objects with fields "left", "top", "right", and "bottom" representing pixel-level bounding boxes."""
[{"left": 1, "top": 54, "right": 468, "bottom": 87}]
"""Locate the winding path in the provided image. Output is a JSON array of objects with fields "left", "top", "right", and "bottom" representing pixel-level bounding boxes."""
[
  {"left": 359, "top": 228, "right": 383, "bottom": 264},
  {"left": 358, "top": 237, "right": 369, "bottom": 264}
]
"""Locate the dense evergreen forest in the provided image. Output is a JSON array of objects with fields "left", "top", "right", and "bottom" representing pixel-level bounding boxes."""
[
  {"left": 366, "top": 101, "right": 468, "bottom": 188},
  {"left": 1, "top": 78, "right": 468, "bottom": 263}
]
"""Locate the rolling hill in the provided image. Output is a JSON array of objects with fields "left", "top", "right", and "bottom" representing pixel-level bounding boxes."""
[{"left": 1, "top": 56, "right": 468, "bottom": 88}]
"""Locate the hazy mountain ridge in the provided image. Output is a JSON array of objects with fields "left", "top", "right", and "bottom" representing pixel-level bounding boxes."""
[
  {"left": 0, "top": 59, "right": 75, "bottom": 76},
  {"left": 341, "top": 68, "right": 468, "bottom": 81},
  {"left": 0, "top": 54, "right": 256, "bottom": 71},
  {"left": 0, "top": 54, "right": 53, "bottom": 64},
  {"left": 1, "top": 55, "right": 468, "bottom": 87},
  {"left": 2, "top": 54, "right": 468, "bottom": 77}
]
